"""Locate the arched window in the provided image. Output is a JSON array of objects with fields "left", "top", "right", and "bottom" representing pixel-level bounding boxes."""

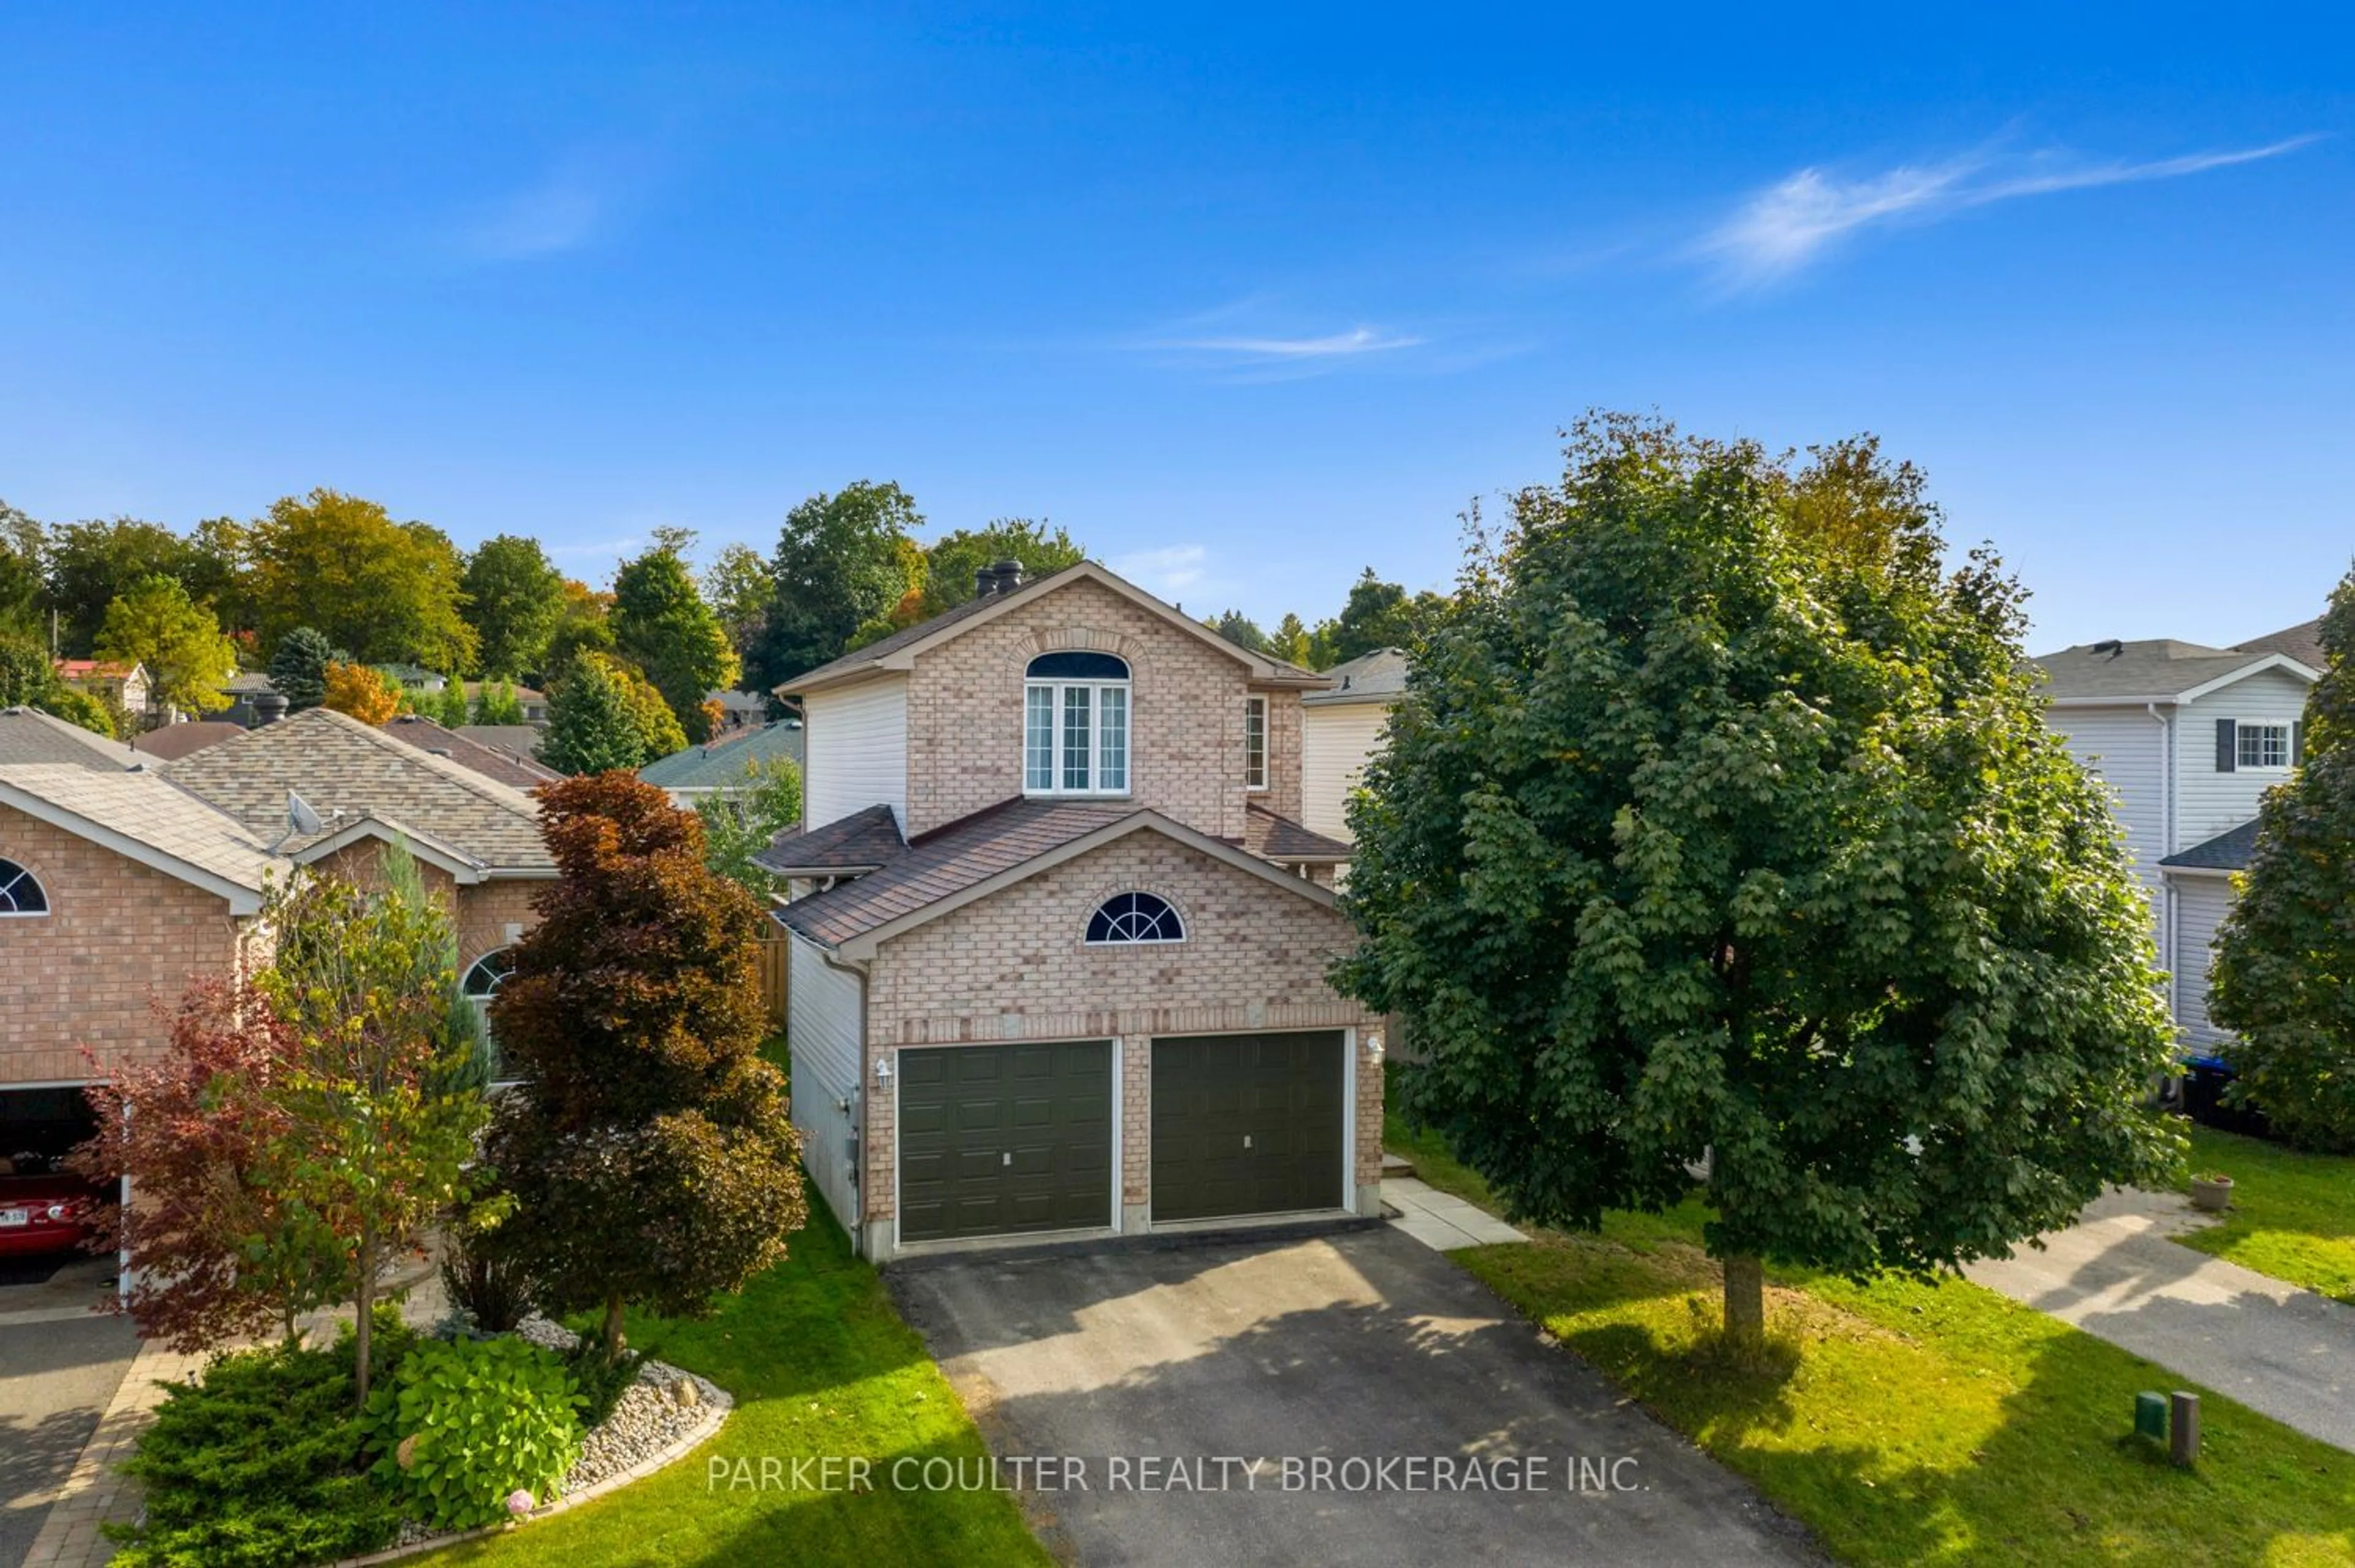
[
  {"left": 461, "top": 948, "right": 515, "bottom": 1000},
  {"left": 1086, "top": 891, "right": 1183, "bottom": 945},
  {"left": 1025, "top": 651, "right": 1130, "bottom": 796},
  {"left": 0, "top": 858, "right": 48, "bottom": 917}
]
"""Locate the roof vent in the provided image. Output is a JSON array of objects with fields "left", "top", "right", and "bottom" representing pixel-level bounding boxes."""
[
  {"left": 2090, "top": 639, "right": 2124, "bottom": 660},
  {"left": 974, "top": 565, "right": 997, "bottom": 600},
  {"left": 989, "top": 559, "right": 1025, "bottom": 596},
  {"left": 253, "top": 691, "right": 289, "bottom": 725}
]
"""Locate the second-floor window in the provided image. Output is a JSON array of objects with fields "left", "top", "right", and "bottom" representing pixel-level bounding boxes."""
[
  {"left": 1025, "top": 651, "right": 1130, "bottom": 795},
  {"left": 1244, "top": 695, "right": 1267, "bottom": 790},
  {"left": 2237, "top": 722, "right": 2291, "bottom": 770}
]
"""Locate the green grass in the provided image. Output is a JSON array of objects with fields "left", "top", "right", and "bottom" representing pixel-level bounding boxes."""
[
  {"left": 424, "top": 1203, "right": 1049, "bottom": 1568},
  {"left": 1385, "top": 1105, "right": 2355, "bottom": 1567},
  {"left": 2176, "top": 1125, "right": 2355, "bottom": 1306}
]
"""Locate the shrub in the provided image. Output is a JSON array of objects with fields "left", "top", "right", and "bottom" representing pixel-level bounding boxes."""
[
  {"left": 563, "top": 1340, "right": 644, "bottom": 1429},
  {"left": 439, "top": 1219, "right": 535, "bottom": 1334},
  {"left": 367, "top": 1336, "right": 584, "bottom": 1529},
  {"left": 109, "top": 1327, "right": 407, "bottom": 1568}
]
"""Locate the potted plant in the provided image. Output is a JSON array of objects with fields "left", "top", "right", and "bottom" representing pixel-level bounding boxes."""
[{"left": 2189, "top": 1171, "right": 2234, "bottom": 1213}]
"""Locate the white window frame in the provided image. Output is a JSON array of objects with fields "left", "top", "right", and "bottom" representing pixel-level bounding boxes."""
[
  {"left": 0, "top": 857, "right": 49, "bottom": 917},
  {"left": 2237, "top": 722, "right": 2291, "bottom": 771},
  {"left": 1244, "top": 695, "right": 1268, "bottom": 792},
  {"left": 1085, "top": 890, "right": 1186, "bottom": 945},
  {"left": 1024, "top": 676, "right": 1132, "bottom": 798}
]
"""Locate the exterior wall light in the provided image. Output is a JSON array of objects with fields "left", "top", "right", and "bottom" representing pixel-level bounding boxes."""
[
  {"left": 873, "top": 1055, "right": 894, "bottom": 1085},
  {"left": 1363, "top": 1030, "right": 1385, "bottom": 1063}
]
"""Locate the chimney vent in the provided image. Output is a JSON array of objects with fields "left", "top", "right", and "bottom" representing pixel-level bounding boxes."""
[
  {"left": 253, "top": 692, "right": 289, "bottom": 726},
  {"left": 975, "top": 565, "right": 996, "bottom": 600},
  {"left": 989, "top": 559, "right": 1025, "bottom": 596}
]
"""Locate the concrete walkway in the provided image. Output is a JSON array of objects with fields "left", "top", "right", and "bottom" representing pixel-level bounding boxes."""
[
  {"left": 1964, "top": 1188, "right": 2355, "bottom": 1453},
  {"left": 1383, "top": 1177, "right": 1528, "bottom": 1251}
]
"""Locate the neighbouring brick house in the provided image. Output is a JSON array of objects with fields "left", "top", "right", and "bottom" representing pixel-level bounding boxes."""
[
  {"left": 0, "top": 706, "right": 559, "bottom": 1161},
  {"left": 760, "top": 559, "right": 1379, "bottom": 1263}
]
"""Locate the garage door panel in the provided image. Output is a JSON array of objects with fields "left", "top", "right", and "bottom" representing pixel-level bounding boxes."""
[
  {"left": 1151, "top": 1031, "right": 1346, "bottom": 1223},
  {"left": 899, "top": 1041, "right": 1113, "bottom": 1243}
]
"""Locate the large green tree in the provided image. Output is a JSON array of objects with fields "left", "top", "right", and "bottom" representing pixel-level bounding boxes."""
[
  {"left": 694, "top": 756, "right": 804, "bottom": 896},
  {"left": 538, "top": 655, "right": 647, "bottom": 774},
  {"left": 0, "top": 501, "right": 43, "bottom": 639},
  {"left": 752, "top": 481, "right": 922, "bottom": 690},
  {"left": 483, "top": 775, "right": 805, "bottom": 1358},
  {"left": 267, "top": 627, "right": 337, "bottom": 712},
  {"left": 245, "top": 490, "right": 477, "bottom": 672},
  {"left": 1324, "top": 567, "right": 1444, "bottom": 665},
  {"left": 1338, "top": 416, "right": 2179, "bottom": 1345},
  {"left": 702, "top": 542, "right": 773, "bottom": 679},
  {"left": 461, "top": 534, "right": 568, "bottom": 679},
  {"left": 45, "top": 517, "right": 223, "bottom": 657},
  {"left": 95, "top": 574, "right": 240, "bottom": 714},
  {"left": 613, "top": 533, "right": 737, "bottom": 743},
  {"left": 917, "top": 518, "right": 1087, "bottom": 618},
  {"left": 2210, "top": 564, "right": 2355, "bottom": 1151}
]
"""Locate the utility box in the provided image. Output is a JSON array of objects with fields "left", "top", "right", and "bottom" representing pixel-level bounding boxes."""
[{"left": 2134, "top": 1391, "right": 2169, "bottom": 1441}]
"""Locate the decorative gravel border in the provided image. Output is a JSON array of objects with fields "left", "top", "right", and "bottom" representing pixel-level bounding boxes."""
[{"left": 327, "top": 1360, "right": 733, "bottom": 1567}]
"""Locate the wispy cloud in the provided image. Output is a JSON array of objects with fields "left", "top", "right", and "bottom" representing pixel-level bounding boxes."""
[
  {"left": 1153, "top": 326, "right": 1422, "bottom": 361},
  {"left": 456, "top": 150, "right": 654, "bottom": 262},
  {"left": 1112, "top": 543, "right": 1211, "bottom": 600},
  {"left": 1698, "top": 135, "right": 2318, "bottom": 287}
]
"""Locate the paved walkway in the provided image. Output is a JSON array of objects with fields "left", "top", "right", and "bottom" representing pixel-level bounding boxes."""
[
  {"left": 19, "top": 1336, "right": 206, "bottom": 1568},
  {"left": 1382, "top": 1177, "right": 1528, "bottom": 1250},
  {"left": 1964, "top": 1188, "right": 2355, "bottom": 1453}
]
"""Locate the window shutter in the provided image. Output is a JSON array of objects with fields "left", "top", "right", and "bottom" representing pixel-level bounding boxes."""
[
  {"left": 2215, "top": 719, "right": 2237, "bottom": 772},
  {"left": 2293, "top": 721, "right": 2305, "bottom": 767}
]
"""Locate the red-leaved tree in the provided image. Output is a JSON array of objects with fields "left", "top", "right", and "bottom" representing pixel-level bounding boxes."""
[{"left": 71, "top": 979, "right": 351, "bottom": 1350}]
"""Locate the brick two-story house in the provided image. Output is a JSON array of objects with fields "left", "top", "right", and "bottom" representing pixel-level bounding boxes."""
[{"left": 760, "top": 560, "right": 1378, "bottom": 1262}]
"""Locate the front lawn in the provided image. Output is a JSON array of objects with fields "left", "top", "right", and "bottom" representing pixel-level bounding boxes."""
[
  {"left": 2176, "top": 1125, "right": 2355, "bottom": 1306},
  {"left": 426, "top": 1201, "right": 1049, "bottom": 1567},
  {"left": 1387, "top": 1106, "right": 2355, "bottom": 1566}
]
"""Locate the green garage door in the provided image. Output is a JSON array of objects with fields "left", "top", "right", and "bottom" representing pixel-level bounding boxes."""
[
  {"left": 898, "top": 1041, "right": 1112, "bottom": 1243},
  {"left": 1151, "top": 1031, "right": 1346, "bottom": 1222}
]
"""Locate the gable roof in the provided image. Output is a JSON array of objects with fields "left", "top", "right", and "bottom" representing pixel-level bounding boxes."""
[
  {"left": 1243, "top": 803, "right": 1353, "bottom": 862},
  {"left": 2235, "top": 618, "right": 2326, "bottom": 672},
  {"left": 1301, "top": 646, "right": 1409, "bottom": 708},
  {"left": 0, "top": 707, "right": 139, "bottom": 771},
  {"left": 2161, "top": 819, "right": 2261, "bottom": 874},
  {"left": 159, "top": 707, "right": 552, "bottom": 873},
  {"left": 378, "top": 715, "right": 562, "bottom": 789},
  {"left": 0, "top": 764, "right": 284, "bottom": 912},
  {"left": 52, "top": 659, "right": 144, "bottom": 682},
  {"left": 2031, "top": 638, "right": 2319, "bottom": 703},
  {"left": 639, "top": 719, "right": 806, "bottom": 792},
  {"left": 454, "top": 724, "right": 548, "bottom": 757},
  {"left": 130, "top": 721, "right": 246, "bottom": 762},
  {"left": 774, "top": 797, "right": 1336, "bottom": 957},
  {"left": 779, "top": 562, "right": 1332, "bottom": 695}
]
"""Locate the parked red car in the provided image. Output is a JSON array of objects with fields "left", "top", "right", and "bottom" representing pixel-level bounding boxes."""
[{"left": 0, "top": 1160, "right": 101, "bottom": 1260}]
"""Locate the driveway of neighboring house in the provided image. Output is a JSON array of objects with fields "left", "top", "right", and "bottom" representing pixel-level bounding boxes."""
[
  {"left": 0, "top": 1258, "right": 137, "bottom": 1568},
  {"left": 890, "top": 1225, "right": 1821, "bottom": 1567}
]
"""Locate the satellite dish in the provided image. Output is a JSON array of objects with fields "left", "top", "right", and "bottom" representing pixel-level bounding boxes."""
[{"left": 287, "top": 790, "right": 324, "bottom": 836}]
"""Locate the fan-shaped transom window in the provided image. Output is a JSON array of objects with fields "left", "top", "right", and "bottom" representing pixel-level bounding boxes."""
[
  {"left": 461, "top": 948, "right": 515, "bottom": 998},
  {"left": 0, "top": 858, "right": 48, "bottom": 917},
  {"left": 1086, "top": 890, "right": 1183, "bottom": 945},
  {"left": 1026, "top": 652, "right": 1130, "bottom": 797}
]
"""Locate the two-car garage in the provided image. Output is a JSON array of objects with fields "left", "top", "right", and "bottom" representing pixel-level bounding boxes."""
[{"left": 892, "top": 1030, "right": 1350, "bottom": 1247}]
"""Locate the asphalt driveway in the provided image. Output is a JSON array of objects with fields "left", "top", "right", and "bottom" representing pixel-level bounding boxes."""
[
  {"left": 890, "top": 1225, "right": 1820, "bottom": 1567},
  {"left": 0, "top": 1258, "right": 136, "bottom": 1568}
]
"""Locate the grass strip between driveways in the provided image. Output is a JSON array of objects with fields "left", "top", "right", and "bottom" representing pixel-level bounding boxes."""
[
  {"left": 1387, "top": 1114, "right": 2355, "bottom": 1567},
  {"left": 2177, "top": 1125, "right": 2355, "bottom": 1307},
  {"left": 422, "top": 1201, "right": 1050, "bottom": 1568}
]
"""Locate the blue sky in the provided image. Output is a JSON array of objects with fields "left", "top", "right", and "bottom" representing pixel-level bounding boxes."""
[{"left": 3, "top": 4, "right": 2349, "bottom": 651}]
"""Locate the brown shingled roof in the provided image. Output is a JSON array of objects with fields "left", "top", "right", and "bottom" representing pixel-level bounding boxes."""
[
  {"left": 1242, "top": 803, "right": 1352, "bottom": 862},
  {"left": 378, "top": 715, "right": 562, "bottom": 790},
  {"left": 752, "top": 803, "right": 907, "bottom": 876}
]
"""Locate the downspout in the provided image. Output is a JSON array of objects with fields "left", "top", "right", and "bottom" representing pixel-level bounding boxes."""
[
  {"left": 2147, "top": 702, "right": 2176, "bottom": 1030},
  {"left": 819, "top": 947, "right": 873, "bottom": 1237}
]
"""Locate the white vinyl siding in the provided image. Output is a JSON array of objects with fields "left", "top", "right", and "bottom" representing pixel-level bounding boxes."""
[
  {"left": 2176, "top": 669, "right": 2311, "bottom": 849},
  {"left": 2171, "top": 875, "right": 2237, "bottom": 1049},
  {"left": 1301, "top": 703, "right": 1393, "bottom": 843},
  {"left": 802, "top": 676, "right": 908, "bottom": 832},
  {"left": 2041, "top": 706, "right": 2169, "bottom": 905},
  {"left": 787, "top": 930, "right": 864, "bottom": 1228}
]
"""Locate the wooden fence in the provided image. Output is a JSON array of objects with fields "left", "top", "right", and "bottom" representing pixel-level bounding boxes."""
[{"left": 754, "top": 935, "right": 789, "bottom": 1027}]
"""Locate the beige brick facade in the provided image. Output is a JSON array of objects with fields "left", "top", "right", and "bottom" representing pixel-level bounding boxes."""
[
  {"left": 857, "top": 830, "right": 1378, "bottom": 1225},
  {"left": 903, "top": 576, "right": 1306, "bottom": 839},
  {"left": 304, "top": 839, "right": 544, "bottom": 969},
  {"left": 0, "top": 806, "right": 263, "bottom": 1085}
]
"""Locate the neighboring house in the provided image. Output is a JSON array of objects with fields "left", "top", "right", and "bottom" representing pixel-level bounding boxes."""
[
  {"left": 760, "top": 559, "right": 1374, "bottom": 1264},
  {"left": 462, "top": 682, "right": 550, "bottom": 725},
  {"left": 1299, "top": 646, "right": 1407, "bottom": 845},
  {"left": 2034, "top": 622, "right": 2322, "bottom": 1052},
  {"left": 456, "top": 724, "right": 548, "bottom": 760},
  {"left": 708, "top": 688, "right": 768, "bottom": 733},
  {"left": 52, "top": 659, "right": 151, "bottom": 718},
  {"left": 638, "top": 719, "right": 805, "bottom": 806},
  {"left": 375, "top": 664, "right": 446, "bottom": 695},
  {"left": 130, "top": 720, "right": 246, "bottom": 763},
  {"left": 220, "top": 671, "right": 278, "bottom": 727},
  {"left": 161, "top": 706, "right": 558, "bottom": 1004},
  {"left": 0, "top": 764, "right": 283, "bottom": 1160},
  {"left": 380, "top": 714, "right": 562, "bottom": 790},
  {"left": 0, "top": 706, "right": 139, "bottom": 771}
]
